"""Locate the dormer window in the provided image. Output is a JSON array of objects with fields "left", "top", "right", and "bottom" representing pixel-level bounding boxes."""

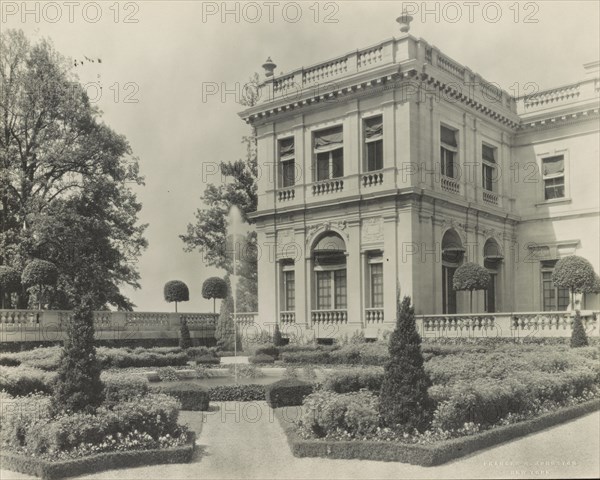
[{"left": 314, "top": 126, "right": 343, "bottom": 181}]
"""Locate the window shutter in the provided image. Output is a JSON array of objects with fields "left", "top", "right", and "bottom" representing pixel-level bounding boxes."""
[
  {"left": 440, "top": 126, "right": 457, "bottom": 147},
  {"left": 314, "top": 126, "right": 343, "bottom": 152}
]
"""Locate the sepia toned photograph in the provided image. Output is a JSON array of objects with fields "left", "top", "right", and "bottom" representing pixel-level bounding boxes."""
[{"left": 0, "top": 1, "right": 599, "bottom": 479}]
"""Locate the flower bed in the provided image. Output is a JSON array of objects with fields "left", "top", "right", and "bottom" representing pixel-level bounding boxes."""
[
  {"left": 0, "top": 431, "right": 195, "bottom": 480},
  {"left": 275, "top": 399, "right": 600, "bottom": 465}
]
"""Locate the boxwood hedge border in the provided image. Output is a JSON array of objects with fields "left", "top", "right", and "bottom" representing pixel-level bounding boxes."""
[
  {"left": 275, "top": 399, "right": 600, "bottom": 466},
  {"left": 0, "top": 432, "right": 196, "bottom": 480}
]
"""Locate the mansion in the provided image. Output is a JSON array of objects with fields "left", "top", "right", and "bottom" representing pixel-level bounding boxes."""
[{"left": 239, "top": 21, "right": 600, "bottom": 339}]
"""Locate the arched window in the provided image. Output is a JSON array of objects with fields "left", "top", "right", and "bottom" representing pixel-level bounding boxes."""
[
  {"left": 312, "top": 233, "right": 347, "bottom": 311},
  {"left": 483, "top": 238, "right": 503, "bottom": 313},
  {"left": 441, "top": 229, "right": 465, "bottom": 314}
]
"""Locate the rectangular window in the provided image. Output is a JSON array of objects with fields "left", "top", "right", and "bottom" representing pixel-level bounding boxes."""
[
  {"left": 316, "top": 271, "right": 331, "bottom": 310},
  {"left": 542, "top": 155, "right": 565, "bottom": 200},
  {"left": 370, "top": 262, "right": 384, "bottom": 308},
  {"left": 440, "top": 125, "right": 457, "bottom": 179},
  {"left": 278, "top": 137, "right": 295, "bottom": 188},
  {"left": 364, "top": 116, "right": 383, "bottom": 172},
  {"left": 481, "top": 144, "right": 497, "bottom": 192},
  {"left": 541, "top": 265, "right": 570, "bottom": 311},
  {"left": 283, "top": 270, "right": 295, "bottom": 311},
  {"left": 314, "top": 126, "right": 343, "bottom": 181},
  {"left": 334, "top": 270, "right": 347, "bottom": 309}
]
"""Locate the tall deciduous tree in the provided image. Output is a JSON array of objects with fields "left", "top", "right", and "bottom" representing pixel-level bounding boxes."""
[
  {"left": 0, "top": 29, "right": 147, "bottom": 311},
  {"left": 180, "top": 74, "right": 259, "bottom": 312},
  {"left": 0, "top": 266, "right": 20, "bottom": 308}
]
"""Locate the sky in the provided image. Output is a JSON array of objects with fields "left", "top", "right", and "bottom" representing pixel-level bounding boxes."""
[{"left": 3, "top": 0, "right": 599, "bottom": 312}]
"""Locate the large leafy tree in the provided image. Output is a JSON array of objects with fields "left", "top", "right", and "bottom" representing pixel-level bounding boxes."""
[
  {"left": 552, "top": 255, "right": 597, "bottom": 309},
  {"left": 180, "top": 75, "right": 259, "bottom": 312},
  {"left": 0, "top": 30, "right": 147, "bottom": 310}
]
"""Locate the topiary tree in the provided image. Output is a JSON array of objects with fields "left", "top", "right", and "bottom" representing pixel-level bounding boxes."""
[
  {"left": 179, "top": 318, "right": 192, "bottom": 349},
  {"left": 0, "top": 266, "right": 21, "bottom": 309},
  {"left": 380, "top": 295, "right": 432, "bottom": 433},
  {"left": 453, "top": 262, "right": 490, "bottom": 313},
  {"left": 21, "top": 259, "right": 58, "bottom": 309},
  {"left": 273, "top": 323, "right": 285, "bottom": 347},
  {"left": 552, "top": 255, "right": 597, "bottom": 310},
  {"left": 202, "top": 277, "right": 228, "bottom": 313},
  {"left": 570, "top": 310, "right": 589, "bottom": 348},
  {"left": 52, "top": 296, "right": 104, "bottom": 414},
  {"left": 163, "top": 280, "right": 189, "bottom": 312},
  {"left": 215, "top": 277, "right": 242, "bottom": 352}
]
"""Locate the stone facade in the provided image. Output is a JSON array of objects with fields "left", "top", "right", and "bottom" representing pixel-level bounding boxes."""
[{"left": 240, "top": 33, "right": 600, "bottom": 340}]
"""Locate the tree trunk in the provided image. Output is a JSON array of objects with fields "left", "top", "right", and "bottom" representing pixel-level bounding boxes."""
[
  {"left": 175, "top": 301, "right": 178, "bottom": 313},
  {"left": 470, "top": 290, "right": 473, "bottom": 314},
  {"left": 213, "top": 298, "right": 216, "bottom": 313}
]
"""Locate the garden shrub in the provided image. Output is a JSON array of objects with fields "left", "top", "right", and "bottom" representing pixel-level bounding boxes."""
[
  {"left": 102, "top": 373, "right": 149, "bottom": 406},
  {"left": 281, "top": 350, "right": 332, "bottom": 364},
  {"left": 0, "top": 366, "right": 55, "bottom": 396},
  {"left": 265, "top": 379, "right": 314, "bottom": 408},
  {"left": 322, "top": 368, "right": 384, "bottom": 393},
  {"left": 0, "top": 357, "right": 21, "bottom": 367},
  {"left": 227, "top": 364, "right": 264, "bottom": 378},
  {"left": 249, "top": 354, "right": 275, "bottom": 364},
  {"left": 379, "top": 296, "right": 433, "bottom": 432},
  {"left": 299, "top": 389, "right": 379, "bottom": 438},
  {"left": 273, "top": 324, "right": 285, "bottom": 347},
  {"left": 185, "top": 346, "right": 217, "bottom": 359},
  {"left": 179, "top": 319, "right": 192, "bottom": 350},
  {"left": 254, "top": 345, "right": 280, "bottom": 359},
  {"left": 1, "top": 393, "right": 182, "bottom": 455},
  {"left": 208, "top": 384, "right": 266, "bottom": 401},
  {"left": 571, "top": 311, "right": 589, "bottom": 348},
  {"left": 195, "top": 354, "right": 220, "bottom": 365},
  {"left": 153, "top": 382, "right": 209, "bottom": 411},
  {"left": 156, "top": 367, "right": 180, "bottom": 382}
]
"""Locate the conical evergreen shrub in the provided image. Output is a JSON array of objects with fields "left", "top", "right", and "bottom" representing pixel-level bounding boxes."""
[
  {"left": 180, "top": 318, "right": 192, "bottom": 349},
  {"left": 379, "top": 295, "right": 433, "bottom": 432},
  {"left": 570, "top": 311, "right": 589, "bottom": 348},
  {"left": 273, "top": 323, "right": 285, "bottom": 347},
  {"left": 52, "top": 297, "right": 104, "bottom": 414}
]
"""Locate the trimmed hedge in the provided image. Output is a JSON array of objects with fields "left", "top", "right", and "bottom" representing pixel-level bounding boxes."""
[
  {"left": 249, "top": 354, "right": 275, "bottom": 364},
  {"left": 0, "top": 431, "right": 196, "bottom": 480},
  {"left": 276, "top": 399, "right": 600, "bottom": 466},
  {"left": 255, "top": 346, "right": 280, "bottom": 359},
  {"left": 152, "top": 382, "right": 210, "bottom": 411},
  {"left": 208, "top": 384, "right": 266, "bottom": 402},
  {"left": 266, "top": 379, "right": 314, "bottom": 408},
  {"left": 195, "top": 354, "right": 220, "bottom": 365},
  {"left": 0, "top": 366, "right": 54, "bottom": 396},
  {"left": 0, "top": 357, "right": 21, "bottom": 367},
  {"left": 322, "top": 368, "right": 384, "bottom": 393}
]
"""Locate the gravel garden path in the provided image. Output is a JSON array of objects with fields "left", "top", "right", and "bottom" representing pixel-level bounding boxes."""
[{"left": 2, "top": 405, "right": 598, "bottom": 480}]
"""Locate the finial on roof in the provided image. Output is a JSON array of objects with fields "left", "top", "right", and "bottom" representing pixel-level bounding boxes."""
[
  {"left": 396, "top": 10, "right": 413, "bottom": 33},
  {"left": 262, "top": 57, "right": 276, "bottom": 78}
]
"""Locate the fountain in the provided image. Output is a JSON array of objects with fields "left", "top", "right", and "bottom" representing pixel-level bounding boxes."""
[{"left": 226, "top": 205, "right": 246, "bottom": 382}]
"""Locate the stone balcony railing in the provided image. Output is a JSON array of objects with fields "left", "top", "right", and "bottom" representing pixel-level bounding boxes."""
[
  {"left": 416, "top": 311, "right": 599, "bottom": 338},
  {"left": 311, "top": 309, "right": 348, "bottom": 324},
  {"left": 365, "top": 308, "right": 384, "bottom": 324},
  {"left": 0, "top": 310, "right": 219, "bottom": 342},
  {"left": 482, "top": 189, "right": 499, "bottom": 206},
  {"left": 280, "top": 311, "right": 295, "bottom": 324},
  {"left": 249, "top": 35, "right": 518, "bottom": 119},
  {"left": 441, "top": 175, "right": 460, "bottom": 195}
]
